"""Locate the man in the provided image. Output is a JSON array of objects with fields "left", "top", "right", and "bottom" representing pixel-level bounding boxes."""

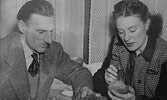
[{"left": 0, "top": 0, "right": 93, "bottom": 100}]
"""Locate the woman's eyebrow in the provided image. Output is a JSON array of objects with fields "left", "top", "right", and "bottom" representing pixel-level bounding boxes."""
[{"left": 128, "top": 25, "right": 137, "bottom": 30}]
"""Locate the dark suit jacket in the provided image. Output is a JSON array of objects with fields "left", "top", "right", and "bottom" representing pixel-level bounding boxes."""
[{"left": 0, "top": 32, "right": 93, "bottom": 100}]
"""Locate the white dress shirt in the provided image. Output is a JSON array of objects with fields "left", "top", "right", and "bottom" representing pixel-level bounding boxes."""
[{"left": 21, "top": 34, "right": 33, "bottom": 70}]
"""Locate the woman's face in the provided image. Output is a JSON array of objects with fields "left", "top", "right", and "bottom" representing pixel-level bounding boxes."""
[{"left": 116, "top": 15, "right": 150, "bottom": 52}]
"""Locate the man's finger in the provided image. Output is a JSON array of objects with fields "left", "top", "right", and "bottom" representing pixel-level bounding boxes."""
[
  {"left": 81, "top": 90, "right": 87, "bottom": 98},
  {"left": 78, "top": 86, "right": 94, "bottom": 98}
]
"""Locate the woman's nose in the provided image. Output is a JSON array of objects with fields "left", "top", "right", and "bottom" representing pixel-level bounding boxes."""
[{"left": 124, "top": 32, "right": 130, "bottom": 42}]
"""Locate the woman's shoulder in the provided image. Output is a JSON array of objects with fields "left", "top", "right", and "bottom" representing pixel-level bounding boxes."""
[
  {"left": 154, "top": 37, "right": 167, "bottom": 62},
  {"left": 156, "top": 37, "right": 167, "bottom": 49}
]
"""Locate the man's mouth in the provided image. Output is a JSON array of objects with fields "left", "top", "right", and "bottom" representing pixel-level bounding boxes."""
[{"left": 41, "top": 44, "right": 49, "bottom": 48}]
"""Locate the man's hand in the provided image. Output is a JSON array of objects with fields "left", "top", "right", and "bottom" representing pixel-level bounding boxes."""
[
  {"left": 108, "top": 86, "right": 135, "bottom": 100},
  {"left": 75, "top": 86, "right": 94, "bottom": 99}
]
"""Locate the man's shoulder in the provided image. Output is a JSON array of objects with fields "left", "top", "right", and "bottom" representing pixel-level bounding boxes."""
[
  {"left": 0, "top": 32, "right": 21, "bottom": 54},
  {"left": 50, "top": 41, "right": 61, "bottom": 46},
  {"left": 0, "top": 32, "right": 20, "bottom": 47},
  {"left": 46, "top": 41, "right": 64, "bottom": 54},
  {"left": 50, "top": 41, "right": 63, "bottom": 50},
  {"left": 0, "top": 32, "right": 20, "bottom": 41}
]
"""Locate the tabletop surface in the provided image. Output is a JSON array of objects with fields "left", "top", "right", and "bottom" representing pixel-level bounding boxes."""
[{"left": 49, "top": 89, "right": 72, "bottom": 100}]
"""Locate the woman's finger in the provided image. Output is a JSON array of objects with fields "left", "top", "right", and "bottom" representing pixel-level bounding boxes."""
[
  {"left": 109, "top": 65, "right": 118, "bottom": 72},
  {"left": 106, "top": 67, "right": 117, "bottom": 77},
  {"left": 108, "top": 91, "right": 122, "bottom": 100},
  {"left": 105, "top": 72, "right": 117, "bottom": 80}
]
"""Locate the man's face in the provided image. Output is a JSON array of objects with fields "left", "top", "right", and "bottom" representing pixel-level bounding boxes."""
[
  {"left": 23, "top": 14, "right": 55, "bottom": 53},
  {"left": 116, "top": 15, "right": 149, "bottom": 52}
]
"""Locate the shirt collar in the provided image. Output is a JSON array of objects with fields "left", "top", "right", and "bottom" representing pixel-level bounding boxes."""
[
  {"left": 115, "top": 35, "right": 156, "bottom": 61},
  {"left": 21, "top": 34, "right": 33, "bottom": 59},
  {"left": 135, "top": 36, "right": 148, "bottom": 57}
]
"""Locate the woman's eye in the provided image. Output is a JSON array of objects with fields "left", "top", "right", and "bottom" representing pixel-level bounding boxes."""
[
  {"left": 118, "top": 31, "right": 124, "bottom": 34},
  {"left": 130, "top": 30, "right": 136, "bottom": 32},
  {"left": 129, "top": 28, "right": 137, "bottom": 33}
]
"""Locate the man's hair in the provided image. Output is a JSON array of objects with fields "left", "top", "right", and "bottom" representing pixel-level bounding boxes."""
[{"left": 17, "top": 0, "right": 54, "bottom": 22}]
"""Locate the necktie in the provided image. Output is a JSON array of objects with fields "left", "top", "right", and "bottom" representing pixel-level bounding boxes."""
[{"left": 28, "top": 53, "right": 40, "bottom": 77}]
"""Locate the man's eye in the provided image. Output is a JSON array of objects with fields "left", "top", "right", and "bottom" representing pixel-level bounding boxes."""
[{"left": 38, "top": 31, "right": 44, "bottom": 34}]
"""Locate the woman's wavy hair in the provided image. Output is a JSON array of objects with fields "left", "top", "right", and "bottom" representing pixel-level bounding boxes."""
[
  {"left": 110, "top": 0, "right": 163, "bottom": 38},
  {"left": 104, "top": 0, "right": 163, "bottom": 66}
]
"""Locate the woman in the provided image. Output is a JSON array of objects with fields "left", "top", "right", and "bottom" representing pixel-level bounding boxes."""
[{"left": 93, "top": 0, "right": 167, "bottom": 100}]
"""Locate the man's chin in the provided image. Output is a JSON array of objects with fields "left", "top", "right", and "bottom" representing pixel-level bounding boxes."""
[{"left": 36, "top": 48, "right": 47, "bottom": 53}]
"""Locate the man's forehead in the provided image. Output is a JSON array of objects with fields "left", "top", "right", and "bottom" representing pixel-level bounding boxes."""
[
  {"left": 27, "top": 14, "right": 55, "bottom": 30},
  {"left": 28, "top": 14, "right": 54, "bottom": 23}
]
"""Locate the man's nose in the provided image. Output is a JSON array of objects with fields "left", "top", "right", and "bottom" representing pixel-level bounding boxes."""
[{"left": 44, "top": 32, "right": 53, "bottom": 44}]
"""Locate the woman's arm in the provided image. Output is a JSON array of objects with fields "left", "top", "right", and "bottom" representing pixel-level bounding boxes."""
[
  {"left": 93, "top": 55, "right": 111, "bottom": 99},
  {"left": 152, "top": 60, "right": 167, "bottom": 100}
]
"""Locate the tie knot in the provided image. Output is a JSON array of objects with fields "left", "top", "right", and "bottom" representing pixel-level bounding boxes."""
[
  {"left": 29, "top": 52, "right": 40, "bottom": 77},
  {"left": 31, "top": 53, "right": 38, "bottom": 61}
]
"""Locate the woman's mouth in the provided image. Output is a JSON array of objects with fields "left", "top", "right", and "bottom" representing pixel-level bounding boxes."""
[{"left": 126, "top": 42, "right": 135, "bottom": 47}]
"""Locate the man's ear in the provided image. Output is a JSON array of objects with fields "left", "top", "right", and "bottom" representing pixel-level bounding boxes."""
[{"left": 18, "top": 20, "right": 26, "bottom": 33}]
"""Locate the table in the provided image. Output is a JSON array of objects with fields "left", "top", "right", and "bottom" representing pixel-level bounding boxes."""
[
  {"left": 49, "top": 89, "right": 72, "bottom": 100},
  {"left": 48, "top": 79, "right": 73, "bottom": 100}
]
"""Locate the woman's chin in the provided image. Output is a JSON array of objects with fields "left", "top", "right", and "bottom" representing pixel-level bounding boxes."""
[{"left": 126, "top": 47, "right": 137, "bottom": 52}]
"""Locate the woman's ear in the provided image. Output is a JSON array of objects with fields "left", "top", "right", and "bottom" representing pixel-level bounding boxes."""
[
  {"left": 18, "top": 20, "right": 26, "bottom": 33},
  {"left": 145, "top": 18, "right": 151, "bottom": 30}
]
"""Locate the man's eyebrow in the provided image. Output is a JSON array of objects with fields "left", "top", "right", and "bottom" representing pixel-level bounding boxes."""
[
  {"left": 51, "top": 29, "right": 56, "bottom": 32},
  {"left": 36, "top": 29, "right": 47, "bottom": 32},
  {"left": 36, "top": 29, "right": 56, "bottom": 32}
]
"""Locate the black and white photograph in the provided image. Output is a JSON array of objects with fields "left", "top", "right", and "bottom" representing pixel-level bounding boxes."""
[{"left": 0, "top": 0, "right": 167, "bottom": 100}]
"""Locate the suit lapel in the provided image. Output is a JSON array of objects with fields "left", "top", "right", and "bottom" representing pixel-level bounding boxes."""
[{"left": 7, "top": 33, "right": 30, "bottom": 100}]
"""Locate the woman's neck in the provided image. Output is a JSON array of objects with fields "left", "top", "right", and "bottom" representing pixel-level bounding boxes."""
[{"left": 136, "top": 35, "right": 148, "bottom": 56}]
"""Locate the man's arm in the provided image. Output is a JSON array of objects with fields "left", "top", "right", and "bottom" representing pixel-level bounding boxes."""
[{"left": 50, "top": 42, "right": 93, "bottom": 98}]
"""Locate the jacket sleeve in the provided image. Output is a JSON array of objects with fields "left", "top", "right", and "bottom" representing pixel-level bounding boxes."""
[
  {"left": 51, "top": 42, "right": 93, "bottom": 92},
  {"left": 93, "top": 35, "right": 118, "bottom": 100},
  {"left": 152, "top": 60, "right": 167, "bottom": 100},
  {"left": 93, "top": 55, "right": 111, "bottom": 100}
]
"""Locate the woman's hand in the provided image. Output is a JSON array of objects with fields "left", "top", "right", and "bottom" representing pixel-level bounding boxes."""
[
  {"left": 108, "top": 86, "right": 135, "bottom": 100},
  {"left": 105, "top": 64, "right": 118, "bottom": 84}
]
